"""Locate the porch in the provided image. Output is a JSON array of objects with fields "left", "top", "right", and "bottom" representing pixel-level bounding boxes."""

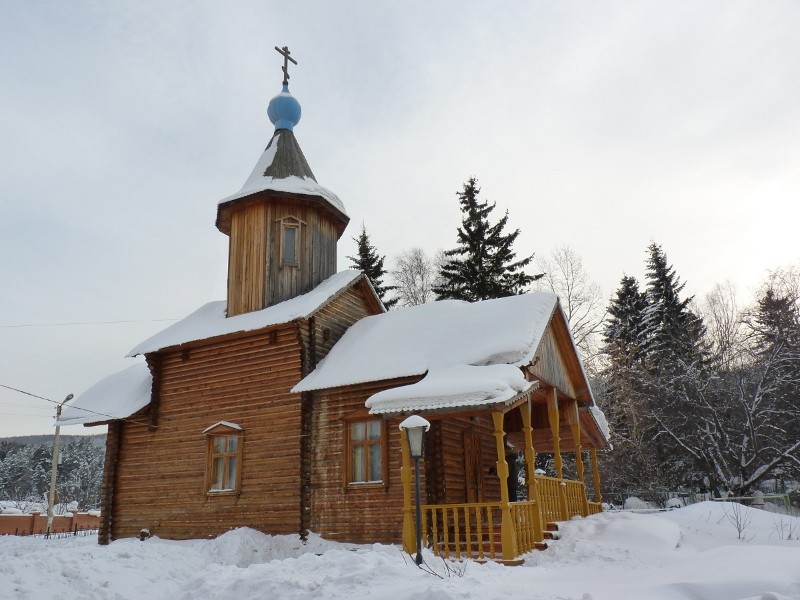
[
  {"left": 399, "top": 386, "right": 606, "bottom": 562},
  {"left": 418, "top": 474, "right": 603, "bottom": 562}
]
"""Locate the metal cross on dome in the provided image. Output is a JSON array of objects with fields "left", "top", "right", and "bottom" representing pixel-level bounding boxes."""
[{"left": 275, "top": 46, "right": 298, "bottom": 85}]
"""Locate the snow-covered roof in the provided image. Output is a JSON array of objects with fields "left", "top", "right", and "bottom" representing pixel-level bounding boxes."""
[
  {"left": 293, "top": 292, "right": 559, "bottom": 414},
  {"left": 366, "top": 364, "right": 536, "bottom": 415},
  {"left": 59, "top": 362, "right": 152, "bottom": 426},
  {"left": 128, "top": 270, "right": 364, "bottom": 356},
  {"left": 218, "top": 129, "right": 347, "bottom": 219}
]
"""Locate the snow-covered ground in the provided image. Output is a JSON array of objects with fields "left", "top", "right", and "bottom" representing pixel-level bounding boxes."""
[{"left": 2, "top": 502, "right": 798, "bottom": 600}]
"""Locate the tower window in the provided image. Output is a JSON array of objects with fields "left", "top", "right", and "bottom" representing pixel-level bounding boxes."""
[
  {"left": 282, "top": 224, "right": 298, "bottom": 265},
  {"left": 277, "top": 216, "right": 305, "bottom": 267}
]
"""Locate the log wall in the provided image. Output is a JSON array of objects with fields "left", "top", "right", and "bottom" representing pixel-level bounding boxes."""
[
  {"left": 309, "top": 377, "right": 421, "bottom": 544},
  {"left": 98, "top": 421, "right": 120, "bottom": 544},
  {"left": 296, "top": 281, "right": 382, "bottom": 537},
  {"left": 308, "top": 380, "right": 504, "bottom": 544},
  {"left": 437, "top": 415, "right": 501, "bottom": 505},
  {"left": 110, "top": 325, "right": 305, "bottom": 541}
]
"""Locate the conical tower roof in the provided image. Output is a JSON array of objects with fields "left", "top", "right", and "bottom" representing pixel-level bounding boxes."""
[{"left": 216, "top": 83, "right": 348, "bottom": 235}]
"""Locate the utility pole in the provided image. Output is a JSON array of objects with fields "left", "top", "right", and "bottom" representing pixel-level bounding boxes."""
[{"left": 46, "top": 393, "right": 73, "bottom": 536}]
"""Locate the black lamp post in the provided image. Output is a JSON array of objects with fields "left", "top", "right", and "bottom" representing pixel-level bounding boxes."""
[{"left": 400, "top": 415, "right": 430, "bottom": 566}]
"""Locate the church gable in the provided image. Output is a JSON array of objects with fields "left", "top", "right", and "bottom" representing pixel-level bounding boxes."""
[
  {"left": 527, "top": 309, "right": 593, "bottom": 404},
  {"left": 310, "top": 278, "right": 384, "bottom": 365}
]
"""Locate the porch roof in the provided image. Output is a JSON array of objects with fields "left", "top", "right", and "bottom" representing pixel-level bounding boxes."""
[
  {"left": 365, "top": 364, "right": 537, "bottom": 415},
  {"left": 293, "top": 292, "right": 559, "bottom": 394},
  {"left": 293, "top": 292, "right": 568, "bottom": 415}
]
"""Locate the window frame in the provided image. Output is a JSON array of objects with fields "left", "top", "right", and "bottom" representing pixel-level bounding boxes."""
[
  {"left": 277, "top": 216, "right": 305, "bottom": 268},
  {"left": 344, "top": 412, "right": 388, "bottom": 488},
  {"left": 203, "top": 422, "right": 244, "bottom": 496}
]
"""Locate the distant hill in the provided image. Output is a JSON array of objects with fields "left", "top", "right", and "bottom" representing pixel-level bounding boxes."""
[{"left": 0, "top": 434, "right": 106, "bottom": 448}]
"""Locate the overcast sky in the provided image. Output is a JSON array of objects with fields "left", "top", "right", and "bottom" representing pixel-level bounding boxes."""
[{"left": 2, "top": 1, "right": 799, "bottom": 437}]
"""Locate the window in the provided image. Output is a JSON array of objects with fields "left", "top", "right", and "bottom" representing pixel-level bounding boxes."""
[
  {"left": 281, "top": 223, "right": 298, "bottom": 265},
  {"left": 204, "top": 422, "right": 243, "bottom": 494},
  {"left": 348, "top": 420, "right": 384, "bottom": 483},
  {"left": 277, "top": 216, "right": 305, "bottom": 267}
]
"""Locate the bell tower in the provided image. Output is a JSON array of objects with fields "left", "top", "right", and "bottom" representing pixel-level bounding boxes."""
[{"left": 216, "top": 48, "right": 349, "bottom": 317}]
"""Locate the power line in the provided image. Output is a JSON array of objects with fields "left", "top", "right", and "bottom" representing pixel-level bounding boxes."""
[
  {"left": 0, "top": 384, "right": 153, "bottom": 428},
  {"left": 0, "top": 384, "right": 52, "bottom": 403},
  {"left": 0, "top": 318, "right": 179, "bottom": 329}
]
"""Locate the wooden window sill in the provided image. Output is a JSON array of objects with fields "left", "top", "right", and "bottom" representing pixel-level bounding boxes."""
[
  {"left": 207, "top": 489, "right": 239, "bottom": 497},
  {"left": 346, "top": 481, "right": 386, "bottom": 491}
]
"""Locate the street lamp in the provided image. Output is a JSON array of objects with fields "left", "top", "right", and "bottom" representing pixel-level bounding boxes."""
[
  {"left": 47, "top": 393, "right": 73, "bottom": 536},
  {"left": 399, "top": 414, "right": 430, "bottom": 566}
]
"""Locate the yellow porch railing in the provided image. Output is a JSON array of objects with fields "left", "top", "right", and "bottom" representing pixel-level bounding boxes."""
[
  {"left": 536, "top": 475, "right": 564, "bottom": 523},
  {"left": 509, "top": 500, "right": 539, "bottom": 554},
  {"left": 418, "top": 478, "right": 600, "bottom": 561},
  {"left": 422, "top": 502, "right": 503, "bottom": 561},
  {"left": 535, "top": 475, "right": 589, "bottom": 520},
  {"left": 563, "top": 479, "right": 587, "bottom": 516}
]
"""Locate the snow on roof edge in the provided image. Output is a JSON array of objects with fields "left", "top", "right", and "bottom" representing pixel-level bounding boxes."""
[
  {"left": 364, "top": 364, "right": 536, "bottom": 415},
  {"left": 58, "top": 362, "right": 152, "bottom": 426},
  {"left": 218, "top": 177, "right": 348, "bottom": 220},
  {"left": 588, "top": 404, "right": 611, "bottom": 443},
  {"left": 128, "top": 270, "right": 365, "bottom": 357},
  {"left": 367, "top": 378, "right": 537, "bottom": 416}
]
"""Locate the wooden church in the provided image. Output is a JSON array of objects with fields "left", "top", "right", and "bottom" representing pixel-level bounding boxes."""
[{"left": 62, "top": 49, "right": 610, "bottom": 562}]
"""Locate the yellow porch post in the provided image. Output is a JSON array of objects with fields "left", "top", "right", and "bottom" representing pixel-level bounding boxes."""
[
  {"left": 546, "top": 388, "right": 562, "bottom": 479},
  {"left": 546, "top": 388, "right": 568, "bottom": 519},
  {"left": 521, "top": 398, "right": 544, "bottom": 542},
  {"left": 492, "top": 411, "right": 517, "bottom": 560},
  {"left": 569, "top": 401, "right": 589, "bottom": 517},
  {"left": 400, "top": 432, "right": 416, "bottom": 553},
  {"left": 590, "top": 447, "right": 603, "bottom": 505}
]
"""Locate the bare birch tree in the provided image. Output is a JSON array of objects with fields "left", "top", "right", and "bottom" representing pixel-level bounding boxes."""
[
  {"left": 391, "top": 247, "right": 436, "bottom": 307},
  {"left": 535, "top": 245, "right": 606, "bottom": 368},
  {"left": 702, "top": 281, "right": 746, "bottom": 370}
]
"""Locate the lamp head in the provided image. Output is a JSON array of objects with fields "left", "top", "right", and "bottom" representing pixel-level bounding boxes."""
[{"left": 399, "top": 415, "right": 431, "bottom": 459}]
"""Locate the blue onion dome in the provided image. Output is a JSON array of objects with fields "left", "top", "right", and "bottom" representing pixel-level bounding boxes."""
[{"left": 267, "top": 84, "right": 301, "bottom": 131}]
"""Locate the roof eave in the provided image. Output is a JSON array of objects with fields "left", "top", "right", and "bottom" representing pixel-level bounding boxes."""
[{"left": 215, "top": 189, "right": 349, "bottom": 237}]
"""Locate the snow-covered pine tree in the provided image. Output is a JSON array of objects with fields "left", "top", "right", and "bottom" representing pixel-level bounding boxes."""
[
  {"left": 640, "top": 243, "right": 706, "bottom": 368},
  {"left": 434, "top": 178, "right": 540, "bottom": 301},
  {"left": 347, "top": 224, "right": 397, "bottom": 309}
]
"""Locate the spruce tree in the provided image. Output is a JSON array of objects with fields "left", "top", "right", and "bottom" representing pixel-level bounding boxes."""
[
  {"left": 434, "top": 178, "right": 540, "bottom": 301},
  {"left": 753, "top": 288, "right": 800, "bottom": 354},
  {"left": 603, "top": 275, "right": 648, "bottom": 369},
  {"left": 347, "top": 224, "right": 397, "bottom": 308},
  {"left": 640, "top": 242, "right": 705, "bottom": 367}
]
